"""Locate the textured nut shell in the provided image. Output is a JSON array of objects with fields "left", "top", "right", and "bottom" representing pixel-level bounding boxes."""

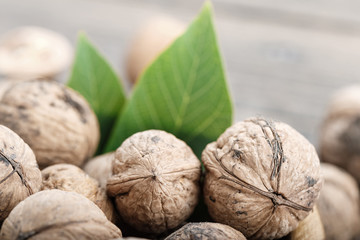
[
  {"left": 165, "top": 222, "right": 247, "bottom": 240},
  {"left": 317, "top": 163, "right": 360, "bottom": 240},
  {"left": 0, "top": 80, "right": 99, "bottom": 168},
  {"left": 290, "top": 206, "right": 325, "bottom": 240},
  {"left": 83, "top": 152, "right": 114, "bottom": 188},
  {"left": 41, "top": 163, "right": 116, "bottom": 222},
  {"left": 107, "top": 130, "right": 201, "bottom": 234},
  {"left": 126, "top": 16, "right": 185, "bottom": 83},
  {"left": 0, "top": 125, "right": 41, "bottom": 221},
  {"left": 0, "top": 26, "right": 72, "bottom": 78},
  {"left": 203, "top": 118, "right": 322, "bottom": 240},
  {"left": 0, "top": 189, "right": 122, "bottom": 239}
]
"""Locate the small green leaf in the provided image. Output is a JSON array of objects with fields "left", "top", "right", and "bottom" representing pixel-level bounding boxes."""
[
  {"left": 105, "top": 2, "right": 233, "bottom": 156},
  {"left": 67, "top": 33, "right": 126, "bottom": 151}
]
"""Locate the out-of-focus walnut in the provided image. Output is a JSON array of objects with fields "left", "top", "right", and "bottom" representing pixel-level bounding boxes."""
[
  {"left": 0, "top": 26, "right": 72, "bottom": 79},
  {"left": 317, "top": 163, "right": 360, "bottom": 240},
  {"left": 41, "top": 163, "right": 116, "bottom": 222},
  {"left": 0, "top": 189, "right": 122, "bottom": 239},
  {"left": 165, "top": 222, "right": 247, "bottom": 240},
  {"left": 319, "top": 85, "right": 360, "bottom": 184},
  {"left": 83, "top": 152, "right": 114, "bottom": 188},
  {"left": 0, "top": 80, "right": 99, "bottom": 168},
  {"left": 126, "top": 16, "right": 185, "bottom": 84},
  {"left": 107, "top": 130, "right": 201, "bottom": 235},
  {"left": 0, "top": 125, "right": 42, "bottom": 222},
  {"left": 202, "top": 117, "right": 323, "bottom": 240}
]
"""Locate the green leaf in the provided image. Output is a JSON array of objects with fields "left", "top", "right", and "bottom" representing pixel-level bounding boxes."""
[
  {"left": 105, "top": 2, "right": 233, "bottom": 157},
  {"left": 67, "top": 33, "right": 126, "bottom": 152}
]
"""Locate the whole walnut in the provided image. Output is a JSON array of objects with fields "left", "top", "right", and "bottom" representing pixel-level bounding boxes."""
[
  {"left": 83, "top": 152, "right": 114, "bottom": 188},
  {"left": 41, "top": 163, "right": 116, "bottom": 222},
  {"left": 319, "top": 85, "right": 360, "bottom": 184},
  {"left": 202, "top": 117, "right": 323, "bottom": 240},
  {"left": 317, "top": 163, "right": 360, "bottom": 240},
  {"left": 0, "top": 80, "right": 99, "bottom": 168},
  {"left": 0, "top": 125, "right": 42, "bottom": 221},
  {"left": 0, "top": 189, "right": 122, "bottom": 239},
  {"left": 165, "top": 222, "right": 247, "bottom": 240},
  {"left": 107, "top": 130, "right": 201, "bottom": 235}
]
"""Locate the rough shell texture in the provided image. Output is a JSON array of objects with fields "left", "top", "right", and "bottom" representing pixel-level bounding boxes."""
[
  {"left": 317, "top": 163, "right": 360, "bottom": 240},
  {"left": 0, "top": 190, "right": 122, "bottom": 240},
  {"left": 165, "top": 222, "right": 247, "bottom": 240},
  {"left": 319, "top": 85, "right": 360, "bottom": 184},
  {"left": 83, "top": 152, "right": 114, "bottom": 188},
  {"left": 290, "top": 206, "right": 325, "bottom": 240},
  {"left": 107, "top": 130, "right": 201, "bottom": 234},
  {"left": 126, "top": 16, "right": 185, "bottom": 83},
  {"left": 202, "top": 118, "right": 323, "bottom": 240},
  {"left": 0, "top": 125, "right": 42, "bottom": 221},
  {"left": 0, "top": 80, "right": 99, "bottom": 168},
  {"left": 41, "top": 163, "right": 116, "bottom": 222},
  {"left": 0, "top": 26, "right": 72, "bottom": 78}
]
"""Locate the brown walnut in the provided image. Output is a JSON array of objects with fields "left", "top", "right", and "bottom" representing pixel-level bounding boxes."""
[
  {"left": 0, "top": 125, "right": 41, "bottom": 221},
  {"left": 107, "top": 130, "right": 201, "bottom": 234},
  {"left": 0, "top": 80, "right": 99, "bottom": 168},
  {"left": 202, "top": 117, "right": 322, "bottom": 240},
  {"left": 41, "top": 163, "right": 116, "bottom": 222},
  {"left": 0, "top": 189, "right": 122, "bottom": 240},
  {"left": 165, "top": 222, "right": 247, "bottom": 240},
  {"left": 83, "top": 151, "right": 114, "bottom": 188}
]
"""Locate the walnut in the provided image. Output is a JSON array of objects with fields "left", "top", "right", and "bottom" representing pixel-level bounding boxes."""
[
  {"left": 202, "top": 117, "right": 323, "bottom": 240},
  {"left": 0, "top": 125, "right": 42, "bottom": 222},
  {"left": 0, "top": 80, "right": 99, "bottom": 168},
  {"left": 107, "top": 130, "right": 201, "bottom": 234},
  {"left": 0, "top": 189, "right": 122, "bottom": 239},
  {"left": 290, "top": 206, "right": 325, "bottom": 240},
  {"left": 317, "top": 163, "right": 360, "bottom": 240},
  {"left": 165, "top": 222, "right": 247, "bottom": 240},
  {"left": 319, "top": 85, "right": 360, "bottom": 184},
  {"left": 41, "top": 163, "right": 116, "bottom": 222},
  {"left": 83, "top": 152, "right": 114, "bottom": 188},
  {"left": 0, "top": 26, "right": 72, "bottom": 79}
]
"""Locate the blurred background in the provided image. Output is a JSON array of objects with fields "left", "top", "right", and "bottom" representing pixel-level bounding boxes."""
[{"left": 1, "top": 0, "right": 360, "bottom": 147}]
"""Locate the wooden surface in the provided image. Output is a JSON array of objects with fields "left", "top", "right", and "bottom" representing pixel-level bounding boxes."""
[{"left": 1, "top": 0, "right": 360, "bottom": 147}]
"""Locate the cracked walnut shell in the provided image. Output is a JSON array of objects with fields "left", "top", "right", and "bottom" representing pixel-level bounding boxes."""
[
  {"left": 0, "top": 80, "right": 99, "bottom": 168},
  {"left": 0, "top": 125, "right": 41, "bottom": 222},
  {"left": 107, "top": 130, "right": 201, "bottom": 234},
  {"left": 0, "top": 189, "right": 122, "bottom": 240},
  {"left": 202, "top": 118, "right": 322, "bottom": 240}
]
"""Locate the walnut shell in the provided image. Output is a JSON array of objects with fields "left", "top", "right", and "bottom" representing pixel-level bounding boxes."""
[
  {"left": 317, "top": 163, "right": 360, "bottom": 240},
  {"left": 202, "top": 118, "right": 323, "bottom": 240},
  {"left": 0, "top": 189, "right": 122, "bottom": 239},
  {"left": 165, "top": 222, "right": 247, "bottom": 240},
  {"left": 0, "top": 125, "right": 42, "bottom": 221},
  {"left": 107, "top": 130, "right": 201, "bottom": 234},
  {"left": 83, "top": 152, "right": 114, "bottom": 188},
  {"left": 0, "top": 80, "right": 99, "bottom": 168},
  {"left": 41, "top": 163, "right": 116, "bottom": 222},
  {"left": 319, "top": 85, "right": 360, "bottom": 184},
  {"left": 0, "top": 26, "right": 72, "bottom": 78},
  {"left": 126, "top": 16, "right": 185, "bottom": 84}
]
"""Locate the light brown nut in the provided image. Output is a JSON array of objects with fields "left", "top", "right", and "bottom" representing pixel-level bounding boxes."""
[
  {"left": 126, "top": 16, "right": 185, "bottom": 84},
  {"left": 0, "top": 189, "right": 122, "bottom": 240},
  {"left": 202, "top": 117, "right": 323, "bottom": 240},
  {"left": 41, "top": 163, "right": 116, "bottom": 222},
  {"left": 83, "top": 152, "right": 114, "bottom": 188},
  {"left": 0, "top": 125, "right": 41, "bottom": 222},
  {"left": 107, "top": 130, "right": 201, "bottom": 234},
  {"left": 165, "top": 222, "right": 247, "bottom": 240},
  {"left": 319, "top": 85, "right": 360, "bottom": 184},
  {"left": 317, "top": 163, "right": 360, "bottom": 240},
  {"left": 0, "top": 80, "right": 99, "bottom": 168},
  {"left": 0, "top": 26, "right": 72, "bottom": 78}
]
